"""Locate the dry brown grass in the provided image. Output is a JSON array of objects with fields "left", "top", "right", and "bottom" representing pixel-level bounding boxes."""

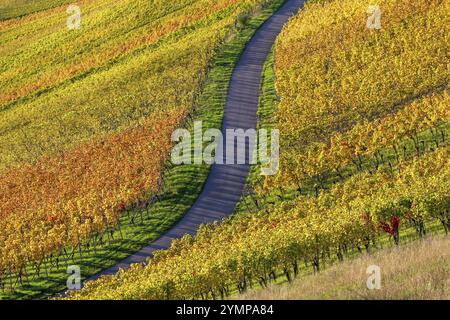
[{"left": 238, "top": 236, "right": 450, "bottom": 300}]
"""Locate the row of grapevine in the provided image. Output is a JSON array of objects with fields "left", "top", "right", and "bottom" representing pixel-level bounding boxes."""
[{"left": 264, "top": 90, "right": 449, "bottom": 193}]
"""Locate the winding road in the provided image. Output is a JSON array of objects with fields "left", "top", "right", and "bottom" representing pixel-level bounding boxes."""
[{"left": 85, "top": 0, "right": 305, "bottom": 283}]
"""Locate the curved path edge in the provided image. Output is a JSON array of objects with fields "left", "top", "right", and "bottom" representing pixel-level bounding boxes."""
[{"left": 85, "top": 0, "right": 305, "bottom": 283}]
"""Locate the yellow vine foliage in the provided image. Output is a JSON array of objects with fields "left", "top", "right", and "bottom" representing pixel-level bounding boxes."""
[
  {"left": 0, "top": 0, "right": 266, "bottom": 170},
  {"left": 267, "top": 0, "right": 449, "bottom": 191}
]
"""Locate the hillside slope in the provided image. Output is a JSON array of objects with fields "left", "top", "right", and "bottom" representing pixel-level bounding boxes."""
[
  {"left": 0, "top": 0, "right": 275, "bottom": 298},
  {"left": 238, "top": 236, "right": 450, "bottom": 300},
  {"left": 64, "top": 0, "right": 449, "bottom": 300}
]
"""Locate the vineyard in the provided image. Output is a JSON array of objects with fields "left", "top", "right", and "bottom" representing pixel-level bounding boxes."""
[
  {"left": 65, "top": 0, "right": 449, "bottom": 300},
  {"left": 268, "top": 0, "right": 449, "bottom": 194},
  {"left": 0, "top": 0, "right": 268, "bottom": 169},
  {"left": 0, "top": 0, "right": 280, "bottom": 297}
]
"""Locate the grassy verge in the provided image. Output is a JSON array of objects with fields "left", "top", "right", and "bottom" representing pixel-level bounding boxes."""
[
  {"left": 0, "top": 0, "right": 286, "bottom": 300},
  {"left": 238, "top": 235, "right": 450, "bottom": 299}
]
